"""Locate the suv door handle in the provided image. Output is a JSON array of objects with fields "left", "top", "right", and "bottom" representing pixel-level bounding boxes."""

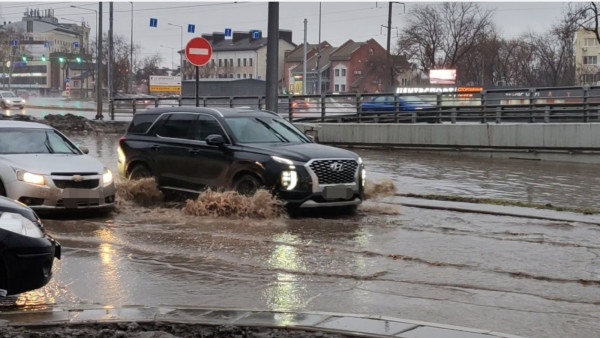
[
  {"left": 188, "top": 149, "right": 200, "bottom": 155},
  {"left": 151, "top": 145, "right": 160, "bottom": 151}
]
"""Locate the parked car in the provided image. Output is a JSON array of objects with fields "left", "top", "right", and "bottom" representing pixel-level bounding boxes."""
[
  {"left": 117, "top": 107, "right": 366, "bottom": 212},
  {"left": 114, "top": 94, "right": 157, "bottom": 110},
  {"left": 0, "top": 121, "right": 116, "bottom": 214},
  {"left": 360, "top": 95, "right": 435, "bottom": 112},
  {"left": 0, "top": 195, "right": 61, "bottom": 296},
  {"left": 0, "top": 91, "right": 26, "bottom": 109}
]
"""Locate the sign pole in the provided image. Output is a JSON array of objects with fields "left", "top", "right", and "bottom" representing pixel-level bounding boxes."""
[{"left": 195, "top": 66, "right": 199, "bottom": 107}]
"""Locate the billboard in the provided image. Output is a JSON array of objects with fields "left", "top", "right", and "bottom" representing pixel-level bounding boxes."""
[{"left": 429, "top": 69, "right": 456, "bottom": 85}]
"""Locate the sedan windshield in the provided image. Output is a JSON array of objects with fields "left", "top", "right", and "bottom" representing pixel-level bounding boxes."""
[
  {"left": 0, "top": 129, "right": 80, "bottom": 154},
  {"left": 225, "top": 116, "right": 311, "bottom": 144},
  {"left": 1, "top": 92, "right": 17, "bottom": 98}
]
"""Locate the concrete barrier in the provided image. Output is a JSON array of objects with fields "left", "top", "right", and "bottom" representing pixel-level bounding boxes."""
[{"left": 296, "top": 123, "right": 600, "bottom": 163}]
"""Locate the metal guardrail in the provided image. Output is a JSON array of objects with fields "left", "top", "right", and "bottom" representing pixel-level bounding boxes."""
[{"left": 109, "top": 86, "right": 600, "bottom": 124}]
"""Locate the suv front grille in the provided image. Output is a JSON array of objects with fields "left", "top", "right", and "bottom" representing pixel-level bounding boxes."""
[{"left": 308, "top": 159, "right": 358, "bottom": 184}]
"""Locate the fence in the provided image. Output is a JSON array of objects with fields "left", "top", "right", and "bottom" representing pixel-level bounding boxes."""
[{"left": 109, "top": 86, "right": 600, "bottom": 124}]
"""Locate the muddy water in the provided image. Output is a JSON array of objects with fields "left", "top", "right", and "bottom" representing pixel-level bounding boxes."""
[{"left": 6, "top": 132, "right": 600, "bottom": 338}]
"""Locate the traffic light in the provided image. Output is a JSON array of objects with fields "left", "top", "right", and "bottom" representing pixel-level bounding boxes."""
[
  {"left": 75, "top": 56, "right": 82, "bottom": 63},
  {"left": 41, "top": 55, "right": 46, "bottom": 61},
  {"left": 58, "top": 56, "right": 65, "bottom": 63},
  {"left": 21, "top": 55, "right": 27, "bottom": 62}
]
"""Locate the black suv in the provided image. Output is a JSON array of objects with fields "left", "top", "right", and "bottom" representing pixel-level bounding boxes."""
[{"left": 117, "top": 107, "right": 366, "bottom": 212}]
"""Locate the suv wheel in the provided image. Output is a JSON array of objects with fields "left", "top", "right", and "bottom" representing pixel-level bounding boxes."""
[
  {"left": 0, "top": 181, "right": 5, "bottom": 196},
  {"left": 129, "top": 165, "right": 151, "bottom": 180},
  {"left": 232, "top": 174, "right": 262, "bottom": 196}
]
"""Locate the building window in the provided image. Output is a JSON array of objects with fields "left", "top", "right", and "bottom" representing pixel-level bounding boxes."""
[
  {"left": 243, "top": 74, "right": 247, "bottom": 78},
  {"left": 334, "top": 84, "right": 339, "bottom": 91},
  {"left": 230, "top": 58, "right": 233, "bottom": 67},
  {"left": 583, "top": 55, "right": 597, "bottom": 65},
  {"left": 341, "top": 84, "right": 346, "bottom": 92},
  {"left": 211, "top": 59, "right": 215, "bottom": 66},
  {"left": 584, "top": 38, "right": 599, "bottom": 47},
  {"left": 335, "top": 69, "right": 339, "bottom": 77},
  {"left": 224, "top": 59, "right": 228, "bottom": 67},
  {"left": 341, "top": 69, "right": 346, "bottom": 76},
  {"left": 249, "top": 58, "right": 253, "bottom": 66},
  {"left": 219, "top": 59, "right": 222, "bottom": 67},
  {"left": 237, "top": 74, "right": 241, "bottom": 78},
  {"left": 583, "top": 73, "right": 595, "bottom": 83},
  {"left": 401, "top": 78, "right": 408, "bottom": 86},
  {"left": 237, "top": 58, "right": 241, "bottom": 67},
  {"left": 249, "top": 74, "right": 253, "bottom": 79},
  {"left": 243, "top": 58, "right": 247, "bottom": 67},
  {"left": 229, "top": 74, "right": 234, "bottom": 78}
]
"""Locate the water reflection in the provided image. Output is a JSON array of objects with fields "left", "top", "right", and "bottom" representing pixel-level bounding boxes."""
[{"left": 94, "top": 228, "right": 126, "bottom": 305}]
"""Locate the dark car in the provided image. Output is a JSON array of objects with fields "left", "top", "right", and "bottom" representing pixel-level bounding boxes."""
[
  {"left": 0, "top": 196, "right": 60, "bottom": 296},
  {"left": 360, "top": 95, "right": 435, "bottom": 112},
  {"left": 117, "top": 107, "right": 366, "bottom": 212},
  {"left": 277, "top": 98, "right": 311, "bottom": 116}
]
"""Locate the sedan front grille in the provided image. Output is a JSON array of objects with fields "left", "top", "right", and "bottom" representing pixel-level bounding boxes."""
[
  {"left": 53, "top": 179, "right": 100, "bottom": 189},
  {"left": 308, "top": 159, "right": 358, "bottom": 184}
]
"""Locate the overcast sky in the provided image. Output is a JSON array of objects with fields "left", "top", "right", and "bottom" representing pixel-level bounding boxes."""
[{"left": 0, "top": 1, "right": 569, "bottom": 68}]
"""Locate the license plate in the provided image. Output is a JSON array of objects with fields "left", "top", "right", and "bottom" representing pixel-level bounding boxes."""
[
  {"left": 323, "top": 186, "right": 352, "bottom": 200},
  {"left": 63, "top": 188, "right": 101, "bottom": 199}
]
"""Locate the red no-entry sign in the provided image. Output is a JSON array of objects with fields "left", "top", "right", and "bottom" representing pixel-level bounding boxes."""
[{"left": 185, "top": 37, "right": 212, "bottom": 66}]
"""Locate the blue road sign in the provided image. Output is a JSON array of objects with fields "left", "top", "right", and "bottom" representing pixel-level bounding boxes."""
[
  {"left": 188, "top": 24, "right": 195, "bottom": 33},
  {"left": 10, "top": 40, "right": 18, "bottom": 47},
  {"left": 150, "top": 18, "right": 158, "bottom": 27},
  {"left": 73, "top": 42, "right": 79, "bottom": 49},
  {"left": 225, "top": 28, "right": 232, "bottom": 38},
  {"left": 252, "top": 30, "right": 260, "bottom": 39},
  {"left": 44, "top": 41, "right": 50, "bottom": 48},
  {"left": 66, "top": 77, "right": 70, "bottom": 83}
]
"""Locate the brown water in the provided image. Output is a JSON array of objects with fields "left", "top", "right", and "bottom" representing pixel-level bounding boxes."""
[{"left": 4, "top": 132, "right": 599, "bottom": 338}]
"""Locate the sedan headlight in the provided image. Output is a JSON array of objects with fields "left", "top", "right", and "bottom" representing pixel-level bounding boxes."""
[
  {"left": 0, "top": 212, "right": 43, "bottom": 238},
  {"left": 103, "top": 168, "right": 114, "bottom": 186},
  {"left": 16, "top": 170, "right": 46, "bottom": 185}
]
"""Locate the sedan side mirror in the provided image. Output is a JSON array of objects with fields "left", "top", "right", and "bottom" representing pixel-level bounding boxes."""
[
  {"left": 206, "top": 134, "right": 226, "bottom": 146},
  {"left": 79, "top": 145, "right": 89, "bottom": 154}
]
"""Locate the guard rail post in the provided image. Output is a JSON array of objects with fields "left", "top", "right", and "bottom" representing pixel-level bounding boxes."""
[
  {"left": 436, "top": 92, "right": 443, "bottom": 123},
  {"left": 229, "top": 97, "right": 234, "bottom": 108},
  {"left": 495, "top": 106, "right": 501, "bottom": 124},
  {"left": 287, "top": 95, "right": 293, "bottom": 121},
  {"left": 583, "top": 86, "right": 589, "bottom": 123},
  {"left": 320, "top": 93, "right": 326, "bottom": 123},
  {"left": 356, "top": 94, "right": 362, "bottom": 124},
  {"left": 544, "top": 107, "right": 550, "bottom": 123},
  {"left": 528, "top": 88, "right": 536, "bottom": 123},
  {"left": 132, "top": 98, "right": 137, "bottom": 115}
]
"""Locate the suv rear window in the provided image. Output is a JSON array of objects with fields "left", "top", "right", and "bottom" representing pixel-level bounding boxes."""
[{"left": 128, "top": 113, "right": 161, "bottom": 134}]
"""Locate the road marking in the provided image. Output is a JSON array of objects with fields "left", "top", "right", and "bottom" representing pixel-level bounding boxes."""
[{"left": 189, "top": 48, "right": 209, "bottom": 55}]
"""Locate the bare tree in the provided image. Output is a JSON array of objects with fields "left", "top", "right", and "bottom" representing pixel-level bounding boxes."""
[
  {"left": 397, "top": 2, "right": 494, "bottom": 77},
  {"left": 569, "top": 2, "right": 600, "bottom": 43}
]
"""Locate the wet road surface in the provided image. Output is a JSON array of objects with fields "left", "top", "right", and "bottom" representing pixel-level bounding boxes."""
[{"left": 3, "top": 127, "right": 600, "bottom": 338}]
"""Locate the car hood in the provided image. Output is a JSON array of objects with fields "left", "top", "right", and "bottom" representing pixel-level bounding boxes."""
[
  {"left": 0, "top": 154, "right": 106, "bottom": 174},
  {"left": 243, "top": 143, "right": 359, "bottom": 163}
]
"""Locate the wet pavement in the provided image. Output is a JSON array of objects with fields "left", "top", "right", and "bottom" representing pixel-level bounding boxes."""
[{"left": 2, "top": 100, "right": 600, "bottom": 337}]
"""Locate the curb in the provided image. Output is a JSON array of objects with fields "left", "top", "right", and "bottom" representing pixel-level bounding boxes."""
[{"left": 0, "top": 306, "right": 524, "bottom": 338}]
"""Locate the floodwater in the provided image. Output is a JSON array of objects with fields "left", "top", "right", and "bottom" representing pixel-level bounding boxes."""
[{"left": 4, "top": 131, "right": 600, "bottom": 338}]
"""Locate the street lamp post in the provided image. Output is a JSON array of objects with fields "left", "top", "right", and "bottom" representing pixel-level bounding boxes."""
[
  {"left": 70, "top": 5, "right": 98, "bottom": 100},
  {"left": 168, "top": 23, "right": 183, "bottom": 84},
  {"left": 130, "top": 1, "right": 134, "bottom": 93}
]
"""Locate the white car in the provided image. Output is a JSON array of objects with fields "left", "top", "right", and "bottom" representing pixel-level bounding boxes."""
[
  {"left": 0, "top": 91, "right": 26, "bottom": 109},
  {"left": 0, "top": 121, "right": 116, "bottom": 214}
]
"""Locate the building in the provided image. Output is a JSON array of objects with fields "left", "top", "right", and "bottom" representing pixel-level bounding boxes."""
[
  {"left": 283, "top": 39, "right": 392, "bottom": 95},
  {"left": 190, "top": 30, "right": 296, "bottom": 88},
  {"left": 575, "top": 28, "right": 600, "bottom": 85},
  {"left": 0, "top": 8, "right": 93, "bottom": 94}
]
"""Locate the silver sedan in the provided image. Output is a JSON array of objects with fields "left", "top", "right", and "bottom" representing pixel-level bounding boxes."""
[{"left": 0, "top": 121, "right": 115, "bottom": 214}]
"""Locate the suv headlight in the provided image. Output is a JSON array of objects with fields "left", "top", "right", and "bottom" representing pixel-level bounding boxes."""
[
  {"left": 271, "top": 156, "right": 298, "bottom": 190},
  {"left": 103, "top": 168, "right": 114, "bottom": 186},
  {"left": 16, "top": 169, "right": 46, "bottom": 185},
  {"left": 0, "top": 212, "right": 43, "bottom": 238}
]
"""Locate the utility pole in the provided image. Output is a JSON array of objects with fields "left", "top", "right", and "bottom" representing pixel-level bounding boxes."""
[
  {"left": 302, "top": 18, "right": 307, "bottom": 95},
  {"left": 386, "top": 2, "right": 405, "bottom": 91},
  {"left": 265, "top": 2, "right": 279, "bottom": 111},
  {"left": 109, "top": 2, "right": 114, "bottom": 119},
  {"left": 317, "top": 2, "right": 322, "bottom": 95},
  {"left": 95, "top": 2, "right": 103, "bottom": 120}
]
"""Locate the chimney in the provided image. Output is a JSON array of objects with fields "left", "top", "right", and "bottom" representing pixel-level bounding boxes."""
[
  {"left": 233, "top": 31, "right": 250, "bottom": 43},
  {"left": 212, "top": 32, "right": 225, "bottom": 44},
  {"left": 279, "top": 30, "right": 292, "bottom": 44}
]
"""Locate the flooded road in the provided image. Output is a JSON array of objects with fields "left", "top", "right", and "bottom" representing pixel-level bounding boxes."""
[{"left": 7, "top": 132, "right": 600, "bottom": 338}]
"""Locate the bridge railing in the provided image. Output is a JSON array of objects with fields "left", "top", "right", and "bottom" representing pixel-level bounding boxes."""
[{"left": 109, "top": 86, "right": 600, "bottom": 123}]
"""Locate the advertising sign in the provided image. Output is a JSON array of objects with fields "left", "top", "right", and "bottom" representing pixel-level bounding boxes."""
[{"left": 149, "top": 75, "right": 181, "bottom": 92}]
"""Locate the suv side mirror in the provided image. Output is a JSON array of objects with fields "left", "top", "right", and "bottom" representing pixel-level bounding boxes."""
[{"left": 206, "top": 134, "right": 226, "bottom": 146}]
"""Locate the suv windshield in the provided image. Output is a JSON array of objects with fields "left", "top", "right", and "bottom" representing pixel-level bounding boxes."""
[{"left": 225, "top": 116, "right": 310, "bottom": 144}]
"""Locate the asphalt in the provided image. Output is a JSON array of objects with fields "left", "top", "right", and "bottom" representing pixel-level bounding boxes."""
[{"left": 1, "top": 97, "right": 551, "bottom": 337}]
